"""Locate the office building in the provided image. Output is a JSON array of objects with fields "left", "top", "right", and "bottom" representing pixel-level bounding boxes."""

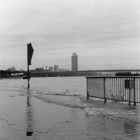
[
  {"left": 54, "top": 65, "right": 59, "bottom": 71},
  {"left": 71, "top": 52, "right": 78, "bottom": 71}
]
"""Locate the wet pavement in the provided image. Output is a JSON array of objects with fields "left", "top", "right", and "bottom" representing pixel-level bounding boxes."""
[{"left": 0, "top": 78, "right": 140, "bottom": 140}]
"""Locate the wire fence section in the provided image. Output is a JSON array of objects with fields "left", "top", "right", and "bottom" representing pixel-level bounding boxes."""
[{"left": 86, "top": 76, "right": 140, "bottom": 106}]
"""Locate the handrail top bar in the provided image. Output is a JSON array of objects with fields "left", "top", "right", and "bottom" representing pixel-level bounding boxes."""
[{"left": 86, "top": 76, "right": 140, "bottom": 78}]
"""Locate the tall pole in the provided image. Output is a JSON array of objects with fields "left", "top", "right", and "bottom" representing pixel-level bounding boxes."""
[
  {"left": 27, "top": 64, "right": 30, "bottom": 89},
  {"left": 27, "top": 44, "right": 30, "bottom": 89},
  {"left": 27, "top": 43, "right": 34, "bottom": 89}
]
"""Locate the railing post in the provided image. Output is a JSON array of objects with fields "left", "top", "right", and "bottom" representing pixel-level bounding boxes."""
[
  {"left": 128, "top": 78, "right": 131, "bottom": 106},
  {"left": 104, "top": 77, "right": 107, "bottom": 103},
  {"left": 87, "top": 78, "right": 89, "bottom": 100},
  {"left": 134, "top": 78, "right": 136, "bottom": 106}
]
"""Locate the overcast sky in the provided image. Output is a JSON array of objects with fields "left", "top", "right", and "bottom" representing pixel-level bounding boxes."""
[{"left": 0, "top": 0, "right": 140, "bottom": 70}]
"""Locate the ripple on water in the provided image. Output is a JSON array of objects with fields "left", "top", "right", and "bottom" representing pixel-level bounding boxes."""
[
  {"left": 84, "top": 106, "right": 140, "bottom": 123},
  {"left": 31, "top": 89, "right": 140, "bottom": 123}
]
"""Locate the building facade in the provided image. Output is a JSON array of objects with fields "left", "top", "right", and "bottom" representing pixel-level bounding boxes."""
[
  {"left": 54, "top": 65, "right": 59, "bottom": 71},
  {"left": 71, "top": 53, "right": 78, "bottom": 71}
]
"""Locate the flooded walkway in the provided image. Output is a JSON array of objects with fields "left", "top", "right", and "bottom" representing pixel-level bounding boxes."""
[{"left": 0, "top": 78, "right": 140, "bottom": 139}]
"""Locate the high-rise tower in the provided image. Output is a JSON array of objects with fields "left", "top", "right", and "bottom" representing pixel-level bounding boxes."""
[{"left": 71, "top": 53, "right": 78, "bottom": 71}]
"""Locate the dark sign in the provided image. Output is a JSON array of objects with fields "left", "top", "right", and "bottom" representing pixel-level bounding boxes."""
[
  {"left": 125, "top": 80, "right": 134, "bottom": 89},
  {"left": 27, "top": 43, "right": 34, "bottom": 66}
]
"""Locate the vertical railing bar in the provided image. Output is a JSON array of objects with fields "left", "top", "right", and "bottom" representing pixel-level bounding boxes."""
[
  {"left": 107, "top": 78, "right": 108, "bottom": 99},
  {"left": 137, "top": 78, "right": 139, "bottom": 102},
  {"left": 115, "top": 77, "right": 116, "bottom": 100},
  {"left": 117, "top": 77, "right": 119, "bottom": 101},
  {"left": 110, "top": 78, "right": 111, "bottom": 99},
  {"left": 119, "top": 78, "right": 120, "bottom": 101},
  {"left": 119, "top": 78, "right": 121, "bottom": 100},
  {"left": 126, "top": 78, "right": 127, "bottom": 101},
  {"left": 112, "top": 77, "right": 114, "bottom": 99},
  {"left": 124, "top": 78, "right": 126, "bottom": 101},
  {"left": 113, "top": 77, "right": 114, "bottom": 99},
  {"left": 121, "top": 78, "right": 123, "bottom": 101},
  {"left": 126, "top": 78, "right": 128, "bottom": 102},
  {"left": 129, "top": 78, "right": 131, "bottom": 106},
  {"left": 137, "top": 78, "right": 140, "bottom": 102},
  {"left": 135, "top": 78, "right": 137, "bottom": 103},
  {"left": 136, "top": 78, "right": 138, "bottom": 103},
  {"left": 138, "top": 78, "right": 140, "bottom": 103},
  {"left": 134, "top": 78, "right": 136, "bottom": 106},
  {"left": 127, "top": 78, "right": 129, "bottom": 102},
  {"left": 108, "top": 78, "right": 112, "bottom": 98},
  {"left": 116, "top": 78, "right": 119, "bottom": 100},
  {"left": 108, "top": 78, "right": 109, "bottom": 99},
  {"left": 111, "top": 77, "right": 113, "bottom": 99},
  {"left": 106, "top": 78, "right": 108, "bottom": 99},
  {"left": 111, "top": 78, "right": 113, "bottom": 100},
  {"left": 104, "top": 77, "right": 107, "bottom": 103},
  {"left": 110, "top": 78, "right": 112, "bottom": 100},
  {"left": 110, "top": 78, "right": 112, "bottom": 99},
  {"left": 136, "top": 78, "right": 137, "bottom": 102},
  {"left": 87, "top": 77, "right": 89, "bottom": 100},
  {"left": 114, "top": 77, "right": 116, "bottom": 100},
  {"left": 116, "top": 77, "right": 117, "bottom": 101},
  {"left": 119, "top": 77, "right": 121, "bottom": 101},
  {"left": 124, "top": 77, "right": 127, "bottom": 101},
  {"left": 113, "top": 77, "right": 115, "bottom": 100},
  {"left": 118, "top": 77, "right": 120, "bottom": 100},
  {"left": 138, "top": 78, "right": 139, "bottom": 102},
  {"left": 122, "top": 78, "right": 124, "bottom": 101},
  {"left": 107, "top": 78, "right": 109, "bottom": 99}
]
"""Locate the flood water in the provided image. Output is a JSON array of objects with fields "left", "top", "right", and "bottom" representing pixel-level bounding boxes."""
[{"left": 0, "top": 77, "right": 140, "bottom": 140}]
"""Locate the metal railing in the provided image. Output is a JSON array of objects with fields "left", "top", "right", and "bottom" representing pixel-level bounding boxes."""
[{"left": 86, "top": 76, "right": 140, "bottom": 106}]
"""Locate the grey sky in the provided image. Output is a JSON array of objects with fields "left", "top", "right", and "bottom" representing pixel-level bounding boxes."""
[{"left": 0, "top": 0, "right": 140, "bottom": 70}]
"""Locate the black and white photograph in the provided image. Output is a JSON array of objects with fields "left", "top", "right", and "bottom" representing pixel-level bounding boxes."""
[{"left": 0, "top": 0, "right": 140, "bottom": 139}]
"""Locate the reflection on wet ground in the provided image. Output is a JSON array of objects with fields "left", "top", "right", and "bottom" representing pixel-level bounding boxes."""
[
  {"left": 26, "top": 90, "right": 34, "bottom": 136},
  {"left": 18, "top": 92, "right": 140, "bottom": 139}
]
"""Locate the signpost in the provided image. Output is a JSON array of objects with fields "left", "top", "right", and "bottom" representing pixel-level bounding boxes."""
[{"left": 27, "top": 43, "right": 34, "bottom": 89}]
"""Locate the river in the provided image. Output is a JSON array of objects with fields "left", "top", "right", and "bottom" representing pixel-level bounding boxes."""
[{"left": 0, "top": 77, "right": 140, "bottom": 140}]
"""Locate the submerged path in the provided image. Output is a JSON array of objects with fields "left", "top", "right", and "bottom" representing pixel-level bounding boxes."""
[
  {"left": 0, "top": 88, "right": 139, "bottom": 140},
  {"left": 0, "top": 78, "right": 140, "bottom": 140}
]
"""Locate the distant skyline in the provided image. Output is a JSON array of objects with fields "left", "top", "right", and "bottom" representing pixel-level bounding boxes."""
[{"left": 0, "top": 0, "right": 140, "bottom": 70}]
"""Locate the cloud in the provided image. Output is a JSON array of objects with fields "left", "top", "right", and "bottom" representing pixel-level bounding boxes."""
[{"left": 0, "top": 0, "right": 140, "bottom": 69}]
